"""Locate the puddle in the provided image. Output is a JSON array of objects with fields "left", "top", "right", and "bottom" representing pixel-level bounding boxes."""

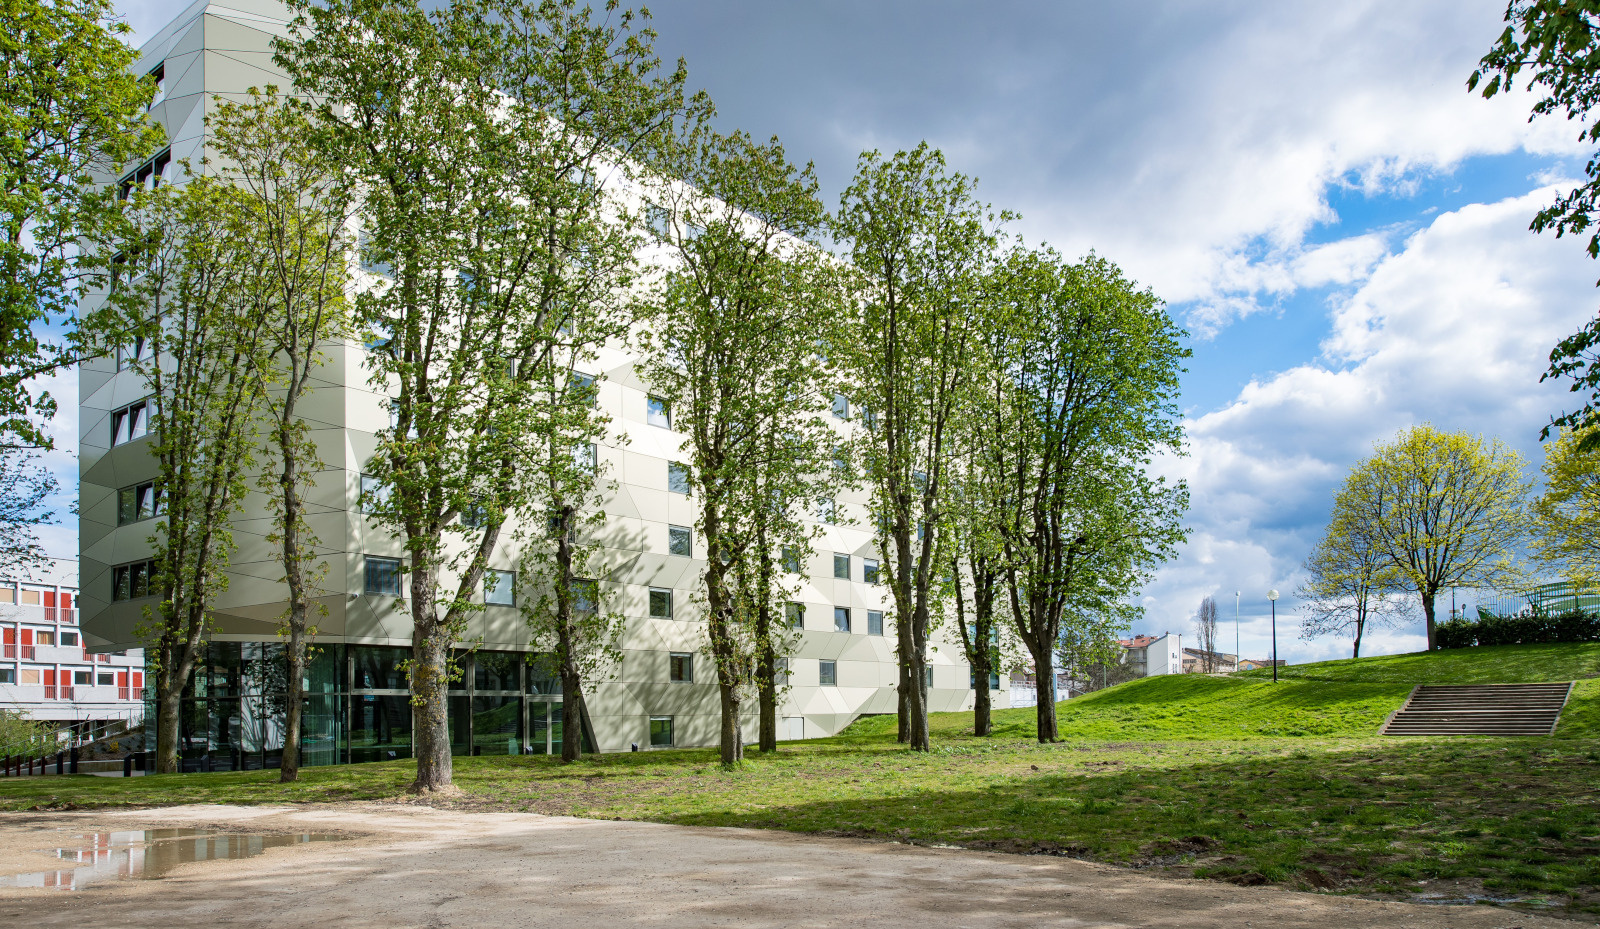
[
  {"left": 1412, "top": 892, "right": 1538, "bottom": 906},
  {"left": 0, "top": 828, "right": 346, "bottom": 890}
]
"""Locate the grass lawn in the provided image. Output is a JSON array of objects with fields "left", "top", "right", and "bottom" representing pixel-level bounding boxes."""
[{"left": 1, "top": 643, "right": 1597, "bottom": 915}]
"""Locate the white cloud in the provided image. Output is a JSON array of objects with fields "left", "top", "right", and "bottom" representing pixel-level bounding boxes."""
[{"left": 1139, "top": 187, "right": 1597, "bottom": 661}]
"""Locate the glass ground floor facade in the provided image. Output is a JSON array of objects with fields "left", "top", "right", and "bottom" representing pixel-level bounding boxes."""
[{"left": 149, "top": 642, "right": 585, "bottom": 771}]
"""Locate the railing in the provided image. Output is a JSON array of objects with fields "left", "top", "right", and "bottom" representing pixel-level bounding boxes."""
[
  {"left": 118, "top": 687, "right": 131, "bottom": 700},
  {"left": 42, "top": 685, "right": 73, "bottom": 700}
]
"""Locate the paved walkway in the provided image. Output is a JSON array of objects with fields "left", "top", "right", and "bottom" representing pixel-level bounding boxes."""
[{"left": 0, "top": 804, "right": 1584, "bottom": 928}]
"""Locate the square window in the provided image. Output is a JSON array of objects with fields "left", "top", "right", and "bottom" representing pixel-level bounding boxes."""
[
  {"left": 571, "top": 578, "right": 598, "bottom": 615},
  {"left": 667, "top": 461, "right": 691, "bottom": 495},
  {"left": 668, "top": 525, "right": 692, "bottom": 557},
  {"left": 834, "top": 607, "right": 851, "bottom": 633},
  {"left": 35, "top": 631, "right": 53, "bottom": 646},
  {"left": 781, "top": 546, "right": 801, "bottom": 574},
  {"left": 365, "top": 556, "right": 403, "bottom": 596},
  {"left": 831, "top": 394, "right": 848, "bottom": 419},
  {"left": 360, "top": 474, "right": 389, "bottom": 513},
  {"left": 569, "top": 372, "right": 597, "bottom": 406},
  {"left": 61, "top": 632, "right": 78, "bottom": 646},
  {"left": 786, "top": 602, "right": 804, "bottom": 630},
  {"left": 0, "top": 669, "right": 12, "bottom": 684},
  {"left": 484, "top": 569, "right": 515, "bottom": 605},
  {"left": 649, "top": 716, "right": 674, "bottom": 748},
  {"left": 819, "top": 660, "right": 837, "bottom": 686},
  {"left": 818, "top": 497, "right": 835, "bottom": 524},
  {"left": 73, "top": 671, "right": 92, "bottom": 686},
  {"left": 20, "top": 670, "right": 39, "bottom": 685},
  {"left": 649, "top": 588, "right": 673, "bottom": 619},
  {"left": 669, "top": 652, "right": 693, "bottom": 683},
  {"left": 572, "top": 442, "right": 598, "bottom": 474},
  {"left": 833, "top": 553, "right": 850, "bottom": 579},
  {"left": 863, "top": 558, "right": 880, "bottom": 585},
  {"left": 97, "top": 672, "right": 114, "bottom": 686},
  {"left": 647, "top": 396, "right": 671, "bottom": 428},
  {"left": 868, "top": 610, "right": 884, "bottom": 636}
]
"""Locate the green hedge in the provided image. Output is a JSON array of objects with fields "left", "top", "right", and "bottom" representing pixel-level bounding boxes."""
[{"left": 1436, "top": 609, "right": 1600, "bottom": 649}]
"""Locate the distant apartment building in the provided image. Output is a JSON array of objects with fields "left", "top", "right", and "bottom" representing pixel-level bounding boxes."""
[
  {"left": 1181, "top": 647, "right": 1238, "bottom": 673},
  {"left": 1236, "top": 658, "right": 1286, "bottom": 671},
  {"left": 1118, "top": 633, "right": 1183, "bottom": 677},
  {"left": 0, "top": 559, "right": 145, "bottom": 732}
]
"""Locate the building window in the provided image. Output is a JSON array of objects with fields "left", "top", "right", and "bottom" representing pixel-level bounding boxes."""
[
  {"left": 868, "top": 610, "right": 884, "bottom": 636},
  {"left": 833, "top": 607, "right": 851, "bottom": 633},
  {"left": 460, "top": 498, "right": 491, "bottom": 529},
  {"left": 667, "top": 461, "right": 691, "bottom": 495},
  {"left": 831, "top": 394, "right": 848, "bottom": 419},
  {"left": 365, "top": 556, "right": 402, "bottom": 596},
  {"left": 818, "top": 497, "right": 835, "bottom": 524},
  {"left": 73, "top": 671, "right": 92, "bottom": 686},
  {"left": 147, "top": 62, "right": 165, "bottom": 109},
  {"left": 775, "top": 657, "right": 790, "bottom": 687},
  {"left": 1, "top": 668, "right": 17, "bottom": 684},
  {"left": 863, "top": 558, "right": 880, "bottom": 585},
  {"left": 35, "top": 631, "right": 54, "bottom": 646},
  {"left": 924, "top": 667, "right": 934, "bottom": 689},
  {"left": 20, "top": 670, "right": 39, "bottom": 685},
  {"left": 782, "top": 546, "right": 801, "bottom": 574},
  {"left": 649, "top": 588, "right": 673, "bottom": 619},
  {"left": 832, "top": 553, "right": 850, "bottom": 579},
  {"left": 111, "top": 560, "right": 155, "bottom": 601},
  {"left": 649, "top": 716, "right": 674, "bottom": 748},
  {"left": 97, "top": 672, "right": 114, "bottom": 686},
  {"left": 116, "top": 336, "right": 149, "bottom": 371},
  {"left": 647, "top": 396, "right": 671, "bottom": 428},
  {"left": 359, "top": 474, "right": 390, "bottom": 513},
  {"left": 484, "top": 569, "right": 515, "bottom": 605},
  {"left": 569, "top": 372, "right": 597, "bottom": 407},
  {"left": 109, "top": 399, "right": 149, "bottom": 447},
  {"left": 61, "top": 632, "right": 78, "bottom": 647},
  {"left": 117, "top": 481, "right": 165, "bottom": 525},
  {"left": 786, "top": 601, "right": 804, "bottom": 630},
  {"left": 573, "top": 442, "right": 598, "bottom": 474},
  {"left": 669, "top": 652, "right": 693, "bottom": 683},
  {"left": 668, "top": 525, "right": 692, "bottom": 557},
  {"left": 819, "top": 660, "right": 837, "bottom": 686},
  {"left": 571, "top": 578, "right": 598, "bottom": 616}
]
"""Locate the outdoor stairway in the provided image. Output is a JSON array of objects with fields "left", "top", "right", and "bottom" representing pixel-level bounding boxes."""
[{"left": 1380, "top": 683, "right": 1575, "bottom": 736}]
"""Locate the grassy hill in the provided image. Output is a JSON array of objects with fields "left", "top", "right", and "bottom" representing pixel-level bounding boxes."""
[{"left": 846, "top": 641, "right": 1600, "bottom": 742}]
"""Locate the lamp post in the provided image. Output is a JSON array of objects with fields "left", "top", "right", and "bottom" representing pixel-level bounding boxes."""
[
  {"left": 1234, "top": 591, "right": 1240, "bottom": 672},
  {"left": 1267, "top": 589, "right": 1280, "bottom": 683}
]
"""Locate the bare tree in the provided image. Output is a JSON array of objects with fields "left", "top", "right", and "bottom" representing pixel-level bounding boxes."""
[{"left": 1194, "top": 596, "right": 1219, "bottom": 672}]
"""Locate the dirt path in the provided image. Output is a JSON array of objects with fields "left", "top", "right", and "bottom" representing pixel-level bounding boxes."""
[{"left": 0, "top": 804, "right": 1584, "bottom": 928}]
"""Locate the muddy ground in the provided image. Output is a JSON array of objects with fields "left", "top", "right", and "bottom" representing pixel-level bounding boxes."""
[{"left": 0, "top": 803, "right": 1586, "bottom": 928}]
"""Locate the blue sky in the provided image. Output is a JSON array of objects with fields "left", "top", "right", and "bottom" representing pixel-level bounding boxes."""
[{"left": 45, "top": 0, "right": 1598, "bottom": 663}]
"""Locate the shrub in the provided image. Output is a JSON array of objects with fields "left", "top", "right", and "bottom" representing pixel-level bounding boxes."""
[{"left": 1435, "top": 609, "right": 1600, "bottom": 649}]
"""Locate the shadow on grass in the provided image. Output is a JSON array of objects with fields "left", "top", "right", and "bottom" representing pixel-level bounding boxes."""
[{"left": 651, "top": 736, "right": 1600, "bottom": 913}]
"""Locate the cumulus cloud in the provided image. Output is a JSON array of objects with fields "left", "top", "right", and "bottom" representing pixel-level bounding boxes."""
[{"left": 1144, "top": 188, "right": 1598, "bottom": 659}]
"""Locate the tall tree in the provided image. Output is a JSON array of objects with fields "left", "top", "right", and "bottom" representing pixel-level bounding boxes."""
[
  {"left": 1471, "top": 4, "right": 1600, "bottom": 449},
  {"left": 1531, "top": 425, "right": 1600, "bottom": 587},
  {"left": 638, "top": 127, "right": 844, "bottom": 767},
  {"left": 1296, "top": 513, "right": 1405, "bottom": 659},
  {"left": 2, "top": 0, "right": 160, "bottom": 450},
  {"left": 1193, "top": 596, "right": 1219, "bottom": 671},
  {"left": 1334, "top": 424, "right": 1531, "bottom": 649},
  {"left": 205, "top": 89, "right": 354, "bottom": 783},
  {"left": 977, "top": 248, "right": 1187, "bottom": 742},
  {"left": 88, "top": 175, "right": 274, "bottom": 774},
  {"left": 834, "top": 144, "right": 1002, "bottom": 752},
  {"left": 0, "top": 450, "right": 56, "bottom": 576},
  {"left": 276, "top": 0, "right": 695, "bottom": 790},
  {"left": 948, "top": 416, "right": 1011, "bottom": 737}
]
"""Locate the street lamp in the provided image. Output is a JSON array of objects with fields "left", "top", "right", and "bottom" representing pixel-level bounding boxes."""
[
  {"left": 1234, "top": 591, "right": 1240, "bottom": 672},
  {"left": 1267, "top": 589, "right": 1280, "bottom": 683}
]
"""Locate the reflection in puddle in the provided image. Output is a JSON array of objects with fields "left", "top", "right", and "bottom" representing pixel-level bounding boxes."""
[{"left": 0, "top": 828, "right": 345, "bottom": 890}]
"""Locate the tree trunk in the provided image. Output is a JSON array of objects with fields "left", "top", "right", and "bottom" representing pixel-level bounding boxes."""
[
  {"left": 280, "top": 634, "right": 305, "bottom": 782},
  {"left": 560, "top": 665, "right": 585, "bottom": 763},
  {"left": 554, "top": 502, "right": 584, "bottom": 763},
  {"left": 907, "top": 613, "right": 930, "bottom": 752},
  {"left": 409, "top": 562, "right": 452, "bottom": 792},
  {"left": 155, "top": 675, "right": 183, "bottom": 774},
  {"left": 1032, "top": 643, "right": 1059, "bottom": 743},
  {"left": 1422, "top": 588, "right": 1438, "bottom": 650},
  {"left": 755, "top": 597, "right": 777, "bottom": 753},
  {"left": 1352, "top": 613, "right": 1364, "bottom": 660},
  {"left": 896, "top": 663, "right": 910, "bottom": 743},
  {"left": 718, "top": 680, "right": 743, "bottom": 766}
]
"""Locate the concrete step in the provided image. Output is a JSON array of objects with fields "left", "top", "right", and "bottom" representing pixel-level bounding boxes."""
[{"left": 1380, "top": 682, "right": 1575, "bottom": 737}]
